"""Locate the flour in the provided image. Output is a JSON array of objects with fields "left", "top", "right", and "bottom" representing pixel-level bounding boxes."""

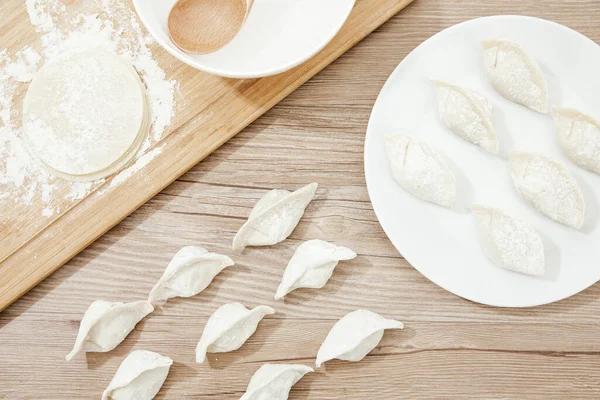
[
  {"left": 26, "top": 0, "right": 65, "bottom": 32},
  {"left": 0, "top": 0, "right": 177, "bottom": 219},
  {"left": 109, "top": 146, "right": 164, "bottom": 189},
  {"left": 6, "top": 48, "right": 42, "bottom": 83},
  {"left": 66, "top": 182, "right": 96, "bottom": 201}
]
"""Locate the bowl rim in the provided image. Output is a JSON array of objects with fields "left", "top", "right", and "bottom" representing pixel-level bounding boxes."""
[{"left": 132, "top": 0, "right": 356, "bottom": 79}]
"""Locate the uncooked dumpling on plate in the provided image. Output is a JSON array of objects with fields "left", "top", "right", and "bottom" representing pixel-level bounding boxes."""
[
  {"left": 274, "top": 239, "right": 356, "bottom": 300},
  {"left": 240, "top": 363, "right": 313, "bottom": 400},
  {"left": 472, "top": 205, "right": 545, "bottom": 276},
  {"left": 482, "top": 39, "right": 548, "bottom": 114},
  {"left": 232, "top": 183, "right": 318, "bottom": 251},
  {"left": 431, "top": 79, "right": 499, "bottom": 154},
  {"left": 148, "top": 246, "right": 234, "bottom": 305},
  {"left": 66, "top": 300, "right": 153, "bottom": 361},
  {"left": 102, "top": 350, "right": 172, "bottom": 400},
  {"left": 315, "top": 309, "right": 403, "bottom": 368},
  {"left": 384, "top": 134, "right": 457, "bottom": 208},
  {"left": 552, "top": 107, "right": 600, "bottom": 175},
  {"left": 509, "top": 151, "right": 585, "bottom": 229},
  {"left": 195, "top": 303, "right": 275, "bottom": 363}
]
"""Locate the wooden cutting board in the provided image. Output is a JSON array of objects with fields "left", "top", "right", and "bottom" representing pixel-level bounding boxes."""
[{"left": 0, "top": 0, "right": 413, "bottom": 311}]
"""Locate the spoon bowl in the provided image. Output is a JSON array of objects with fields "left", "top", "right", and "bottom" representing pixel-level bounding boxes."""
[{"left": 168, "top": 0, "right": 252, "bottom": 54}]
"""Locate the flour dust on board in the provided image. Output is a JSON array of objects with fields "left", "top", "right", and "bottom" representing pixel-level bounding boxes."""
[{"left": 0, "top": 0, "right": 177, "bottom": 225}]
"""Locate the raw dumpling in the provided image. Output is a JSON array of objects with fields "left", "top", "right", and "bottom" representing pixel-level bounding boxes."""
[
  {"left": 472, "top": 205, "right": 545, "bottom": 276},
  {"left": 552, "top": 107, "right": 600, "bottom": 174},
  {"left": 315, "top": 309, "right": 403, "bottom": 368},
  {"left": 148, "top": 246, "right": 234, "bottom": 305},
  {"left": 482, "top": 39, "right": 548, "bottom": 113},
  {"left": 384, "top": 134, "right": 457, "bottom": 208},
  {"left": 66, "top": 300, "right": 153, "bottom": 361},
  {"left": 509, "top": 151, "right": 585, "bottom": 229},
  {"left": 432, "top": 79, "right": 499, "bottom": 154},
  {"left": 232, "top": 183, "right": 318, "bottom": 251},
  {"left": 102, "top": 350, "right": 172, "bottom": 400},
  {"left": 274, "top": 239, "right": 356, "bottom": 300},
  {"left": 240, "top": 363, "right": 313, "bottom": 400},
  {"left": 196, "top": 303, "right": 275, "bottom": 363}
]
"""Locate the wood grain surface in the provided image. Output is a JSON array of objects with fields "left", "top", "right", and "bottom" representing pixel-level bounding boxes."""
[
  {"left": 0, "top": 0, "right": 412, "bottom": 311},
  {"left": 2, "top": 0, "right": 600, "bottom": 398}
]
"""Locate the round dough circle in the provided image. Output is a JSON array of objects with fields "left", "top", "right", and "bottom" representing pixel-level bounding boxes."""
[{"left": 22, "top": 49, "right": 148, "bottom": 181}]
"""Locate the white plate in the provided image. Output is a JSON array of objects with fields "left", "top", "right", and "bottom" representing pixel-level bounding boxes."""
[
  {"left": 133, "top": 0, "right": 355, "bottom": 78},
  {"left": 365, "top": 15, "right": 600, "bottom": 307}
]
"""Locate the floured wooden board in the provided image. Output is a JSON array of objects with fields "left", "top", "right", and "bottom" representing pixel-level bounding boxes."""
[{"left": 0, "top": 0, "right": 413, "bottom": 311}]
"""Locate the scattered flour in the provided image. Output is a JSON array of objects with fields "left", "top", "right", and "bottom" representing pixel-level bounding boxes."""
[
  {"left": 5, "top": 48, "right": 42, "bottom": 83},
  {"left": 0, "top": 0, "right": 177, "bottom": 221},
  {"left": 66, "top": 181, "right": 96, "bottom": 201},
  {"left": 26, "top": 0, "right": 65, "bottom": 32},
  {"left": 110, "top": 146, "right": 164, "bottom": 188}
]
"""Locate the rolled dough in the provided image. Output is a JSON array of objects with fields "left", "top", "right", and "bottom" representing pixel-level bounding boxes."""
[{"left": 22, "top": 49, "right": 149, "bottom": 181}]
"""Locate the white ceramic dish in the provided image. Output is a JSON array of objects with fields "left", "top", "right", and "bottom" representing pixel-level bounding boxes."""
[
  {"left": 133, "top": 0, "right": 355, "bottom": 78},
  {"left": 365, "top": 15, "right": 600, "bottom": 307}
]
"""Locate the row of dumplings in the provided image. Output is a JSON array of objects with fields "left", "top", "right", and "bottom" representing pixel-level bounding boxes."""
[
  {"left": 99, "top": 309, "right": 402, "bottom": 400},
  {"left": 435, "top": 39, "right": 599, "bottom": 176},
  {"left": 436, "top": 39, "right": 599, "bottom": 177},
  {"left": 385, "top": 39, "right": 599, "bottom": 277},
  {"left": 69, "top": 183, "right": 404, "bottom": 399}
]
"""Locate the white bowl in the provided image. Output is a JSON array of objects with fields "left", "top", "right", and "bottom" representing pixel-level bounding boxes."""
[{"left": 133, "top": 0, "right": 356, "bottom": 78}]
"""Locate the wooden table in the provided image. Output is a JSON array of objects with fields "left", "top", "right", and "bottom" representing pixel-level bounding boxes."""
[{"left": 2, "top": 1, "right": 600, "bottom": 398}]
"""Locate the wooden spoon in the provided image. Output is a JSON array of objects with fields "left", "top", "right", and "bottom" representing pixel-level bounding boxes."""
[{"left": 168, "top": 0, "right": 253, "bottom": 54}]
